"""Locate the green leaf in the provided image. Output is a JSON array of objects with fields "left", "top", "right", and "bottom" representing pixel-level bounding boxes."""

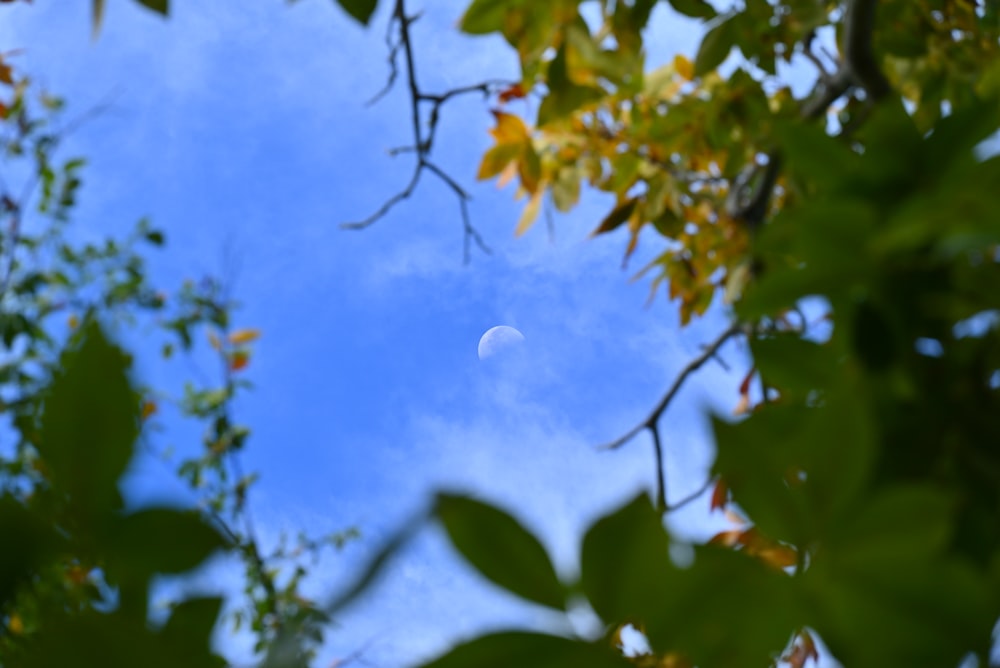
[
  {"left": 668, "top": 0, "right": 717, "bottom": 19},
  {"left": 776, "top": 120, "right": 861, "bottom": 186},
  {"left": 435, "top": 493, "right": 566, "bottom": 610},
  {"left": 145, "top": 229, "right": 166, "bottom": 246},
  {"left": 593, "top": 198, "right": 637, "bottom": 235},
  {"left": 751, "top": 334, "right": 835, "bottom": 398},
  {"left": 161, "top": 596, "right": 224, "bottom": 663},
  {"left": 108, "top": 508, "right": 228, "bottom": 583},
  {"left": 694, "top": 15, "right": 735, "bottom": 76},
  {"left": 0, "top": 496, "right": 59, "bottom": 607},
  {"left": 419, "top": 632, "right": 630, "bottom": 668},
  {"left": 37, "top": 320, "right": 138, "bottom": 526},
  {"left": 580, "top": 493, "right": 671, "bottom": 628},
  {"left": 334, "top": 0, "right": 378, "bottom": 25},
  {"left": 135, "top": 0, "right": 169, "bottom": 15},
  {"left": 460, "top": 0, "right": 514, "bottom": 35},
  {"left": 537, "top": 43, "right": 603, "bottom": 125},
  {"left": 831, "top": 485, "right": 952, "bottom": 564}
]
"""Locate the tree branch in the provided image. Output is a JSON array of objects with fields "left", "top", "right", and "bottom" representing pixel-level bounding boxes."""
[
  {"left": 343, "top": 0, "right": 511, "bottom": 261},
  {"left": 601, "top": 321, "right": 747, "bottom": 452}
]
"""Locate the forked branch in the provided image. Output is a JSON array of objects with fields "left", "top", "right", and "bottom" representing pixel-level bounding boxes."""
[{"left": 342, "top": 0, "right": 514, "bottom": 262}]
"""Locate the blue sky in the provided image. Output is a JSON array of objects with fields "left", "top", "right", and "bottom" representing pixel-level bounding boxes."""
[{"left": 5, "top": 2, "right": 764, "bottom": 666}]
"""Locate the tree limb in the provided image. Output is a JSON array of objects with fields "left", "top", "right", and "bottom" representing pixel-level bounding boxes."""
[{"left": 343, "top": 0, "right": 512, "bottom": 262}]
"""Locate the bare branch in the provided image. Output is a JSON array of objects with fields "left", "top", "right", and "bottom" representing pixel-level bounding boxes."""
[
  {"left": 341, "top": 164, "right": 422, "bottom": 230},
  {"left": 651, "top": 428, "right": 668, "bottom": 512},
  {"left": 665, "top": 476, "right": 715, "bottom": 514},
  {"left": 345, "top": 0, "right": 511, "bottom": 259},
  {"left": 601, "top": 321, "right": 747, "bottom": 452}
]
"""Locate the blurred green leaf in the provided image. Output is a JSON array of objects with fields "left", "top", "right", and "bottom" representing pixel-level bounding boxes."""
[
  {"left": 460, "top": 0, "right": 518, "bottom": 35},
  {"left": 135, "top": 0, "right": 169, "bottom": 15},
  {"left": 108, "top": 508, "right": 228, "bottom": 583},
  {"left": 436, "top": 493, "right": 566, "bottom": 610},
  {"left": 580, "top": 493, "right": 670, "bottom": 628},
  {"left": 420, "top": 632, "right": 630, "bottom": 668},
  {"left": 162, "top": 597, "right": 226, "bottom": 667},
  {"left": 668, "top": 0, "right": 717, "bottom": 19},
  {"left": 37, "top": 320, "right": 138, "bottom": 526},
  {"left": 334, "top": 0, "right": 378, "bottom": 25},
  {"left": 694, "top": 15, "right": 735, "bottom": 75}
]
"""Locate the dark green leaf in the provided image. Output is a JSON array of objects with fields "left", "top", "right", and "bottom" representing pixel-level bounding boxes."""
[
  {"left": 37, "top": 320, "right": 138, "bottom": 525},
  {"left": 333, "top": 0, "right": 377, "bottom": 24},
  {"left": 751, "top": 334, "right": 835, "bottom": 398},
  {"left": 419, "top": 632, "right": 630, "bottom": 668},
  {"left": 668, "top": 0, "right": 717, "bottom": 19},
  {"left": 145, "top": 229, "right": 166, "bottom": 246},
  {"left": 135, "top": 0, "right": 169, "bottom": 15},
  {"left": 694, "top": 15, "right": 735, "bottom": 76},
  {"left": 580, "top": 493, "right": 671, "bottom": 628},
  {"left": 161, "top": 597, "right": 225, "bottom": 665},
  {"left": 108, "top": 508, "right": 228, "bottom": 582},
  {"left": 594, "top": 198, "right": 637, "bottom": 235},
  {"left": 852, "top": 299, "right": 896, "bottom": 372},
  {"left": 0, "top": 496, "right": 58, "bottom": 606},
  {"left": 436, "top": 493, "right": 566, "bottom": 610},
  {"left": 776, "top": 120, "right": 860, "bottom": 186}
]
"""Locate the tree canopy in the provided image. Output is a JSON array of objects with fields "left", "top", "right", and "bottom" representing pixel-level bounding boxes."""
[{"left": 2, "top": 0, "right": 999, "bottom": 666}]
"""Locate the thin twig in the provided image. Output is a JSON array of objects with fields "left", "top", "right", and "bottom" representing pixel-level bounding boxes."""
[
  {"left": 601, "top": 321, "right": 747, "bottom": 451},
  {"left": 665, "top": 476, "right": 715, "bottom": 513},
  {"left": 343, "top": 0, "right": 508, "bottom": 260}
]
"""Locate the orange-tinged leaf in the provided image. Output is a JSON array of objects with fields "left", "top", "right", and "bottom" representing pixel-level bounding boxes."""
[
  {"left": 228, "top": 328, "right": 261, "bottom": 345},
  {"left": 141, "top": 400, "right": 157, "bottom": 421},
  {"left": 708, "top": 529, "right": 743, "bottom": 547},
  {"left": 489, "top": 110, "right": 530, "bottom": 144},
  {"left": 738, "top": 366, "right": 755, "bottom": 395},
  {"left": 498, "top": 83, "right": 526, "bottom": 103},
  {"left": 0, "top": 59, "right": 12, "bottom": 86},
  {"left": 710, "top": 478, "right": 728, "bottom": 511},
  {"left": 783, "top": 630, "right": 819, "bottom": 668},
  {"left": 733, "top": 394, "right": 751, "bottom": 416},
  {"left": 208, "top": 331, "right": 222, "bottom": 351},
  {"left": 673, "top": 54, "right": 694, "bottom": 81},
  {"left": 68, "top": 314, "right": 79, "bottom": 329},
  {"left": 230, "top": 350, "right": 250, "bottom": 372}
]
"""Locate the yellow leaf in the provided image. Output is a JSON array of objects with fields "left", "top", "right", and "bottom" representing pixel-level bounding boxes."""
[
  {"left": 488, "top": 110, "right": 530, "bottom": 144},
  {"left": 477, "top": 142, "right": 521, "bottom": 181},
  {"left": 8, "top": 613, "right": 23, "bottom": 635},
  {"left": 674, "top": 54, "right": 694, "bottom": 81},
  {"left": 515, "top": 191, "right": 543, "bottom": 236},
  {"left": 68, "top": 314, "right": 79, "bottom": 329},
  {"left": 141, "top": 400, "right": 157, "bottom": 421},
  {"left": 228, "top": 328, "right": 261, "bottom": 345},
  {"left": 517, "top": 142, "right": 542, "bottom": 193},
  {"left": 497, "top": 160, "right": 519, "bottom": 189}
]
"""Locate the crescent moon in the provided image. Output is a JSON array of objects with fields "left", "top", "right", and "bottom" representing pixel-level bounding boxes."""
[{"left": 478, "top": 325, "right": 525, "bottom": 360}]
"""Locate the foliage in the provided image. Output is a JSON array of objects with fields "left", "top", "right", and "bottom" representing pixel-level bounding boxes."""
[
  {"left": 4, "top": 0, "right": 1000, "bottom": 667},
  {"left": 0, "top": 55, "right": 352, "bottom": 666},
  {"left": 326, "top": 0, "right": 1000, "bottom": 665},
  {"left": 397, "top": 0, "right": 1000, "bottom": 665}
]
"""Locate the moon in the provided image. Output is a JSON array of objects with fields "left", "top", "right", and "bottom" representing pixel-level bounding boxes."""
[{"left": 478, "top": 325, "right": 525, "bottom": 360}]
